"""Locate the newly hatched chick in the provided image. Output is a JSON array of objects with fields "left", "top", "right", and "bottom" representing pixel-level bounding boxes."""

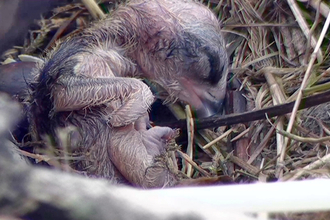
[{"left": 30, "top": 0, "right": 228, "bottom": 188}]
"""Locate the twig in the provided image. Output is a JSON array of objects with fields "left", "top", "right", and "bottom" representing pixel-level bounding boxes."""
[
  {"left": 303, "top": 0, "right": 321, "bottom": 65},
  {"left": 161, "top": 90, "right": 330, "bottom": 130},
  {"left": 230, "top": 127, "right": 250, "bottom": 142},
  {"left": 284, "top": 153, "right": 330, "bottom": 181},
  {"left": 81, "top": 0, "right": 106, "bottom": 20},
  {"left": 266, "top": 114, "right": 330, "bottom": 144},
  {"left": 45, "top": 10, "right": 83, "bottom": 51},
  {"left": 176, "top": 150, "right": 210, "bottom": 177},
  {"left": 287, "top": 0, "right": 322, "bottom": 62},
  {"left": 298, "top": 0, "right": 330, "bottom": 18},
  {"left": 246, "top": 120, "right": 277, "bottom": 164},
  {"left": 228, "top": 154, "right": 259, "bottom": 176},
  {"left": 203, "top": 128, "right": 233, "bottom": 149},
  {"left": 185, "top": 105, "right": 194, "bottom": 177},
  {"left": 277, "top": 11, "right": 330, "bottom": 178},
  {"left": 264, "top": 71, "right": 287, "bottom": 174}
]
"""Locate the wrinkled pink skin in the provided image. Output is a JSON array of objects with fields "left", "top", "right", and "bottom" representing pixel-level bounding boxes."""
[{"left": 31, "top": 0, "right": 228, "bottom": 188}]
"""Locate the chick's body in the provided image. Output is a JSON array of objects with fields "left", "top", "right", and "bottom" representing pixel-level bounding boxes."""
[{"left": 31, "top": 0, "right": 228, "bottom": 188}]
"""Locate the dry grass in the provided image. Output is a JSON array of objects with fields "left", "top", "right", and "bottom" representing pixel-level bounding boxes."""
[
  {"left": 215, "top": 0, "right": 330, "bottom": 182},
  {"left": 1, "top": 0, "right": 330, "bottom": 218}
]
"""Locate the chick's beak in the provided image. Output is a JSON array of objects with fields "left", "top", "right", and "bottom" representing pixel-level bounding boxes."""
[
  {"left": 178, "top": 77, "right": 226, "bottom": 118},
  {"left": 195, "top": 94, "right": 225, "bottom": 118}
]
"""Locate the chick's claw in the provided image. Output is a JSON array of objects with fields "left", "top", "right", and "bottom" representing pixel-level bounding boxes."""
[
  {"left": 140, "top": 126, "right": 177, "bottom": 156},
  {"left": 109, "top": 124, "right": 178, "bottom": 188}
]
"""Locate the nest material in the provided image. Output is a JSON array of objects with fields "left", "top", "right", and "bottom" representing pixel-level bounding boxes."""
[
  {"left": 2, "top": 0, "right": 330, "bottom": 218},
  {"left": 4, "top": 0, "right": 330, "bottom": 183}
]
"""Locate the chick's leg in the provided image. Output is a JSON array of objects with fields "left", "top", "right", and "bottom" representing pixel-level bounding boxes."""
[
  {"left": 109, "top": 124, "right": 178, "bottom": 188},
  {"left": 52, "top": 75, "right": 154, "bottom": 127},
  {"left": 52, "top": 75, "right": 177, "bottom": 187}
]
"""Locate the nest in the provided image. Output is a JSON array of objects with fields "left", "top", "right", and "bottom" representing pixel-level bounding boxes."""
[{"left": 1, "top": 0, "right": 330, "bottom": 219}]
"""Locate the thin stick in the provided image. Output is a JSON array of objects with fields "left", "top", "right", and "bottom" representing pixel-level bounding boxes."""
[
  {"left": 176, "top": 150, "right": 210, "bottom": 177},
  {"left": 286, "top": 153, "right": 330, "bottom": 181},
  {"left": 287, "top": 0, "right": 322, "bottom": 62},
  {"left": 304, "top": 0, "right": 330, "bottom": 18},
  {"left": 266, "top": 114, "right": 330, "bottom": 144},
  {"left": 278, "top": 11, "right": 330, "bottom": 178},
  {"left": 264, "top": 71, "right": 287, "bottom": 168},
  {"left": 81, "top": 0, "right": 106, "bottom": 20},
  {"left": 202, "top": 128, "right": 233, "bottom": 149},
  {"left": 185, "top": 105, "right": 194, "bottom": 177}
]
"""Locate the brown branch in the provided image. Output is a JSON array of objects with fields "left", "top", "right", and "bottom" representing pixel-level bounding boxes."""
[{"left": 160, "top": 90, "right": 330, "bottom": 130}]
